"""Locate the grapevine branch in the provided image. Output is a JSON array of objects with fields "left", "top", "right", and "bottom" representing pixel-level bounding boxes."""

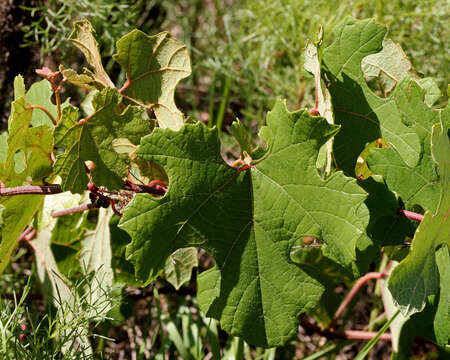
[
  {"left": 51, "top": 203, "right": 95, "bottom": 217},
  {"left": 25, "top": 105, "right": 57, "bottom": 125},
  {"left": 328, "top": 262, "right": 393, "bottom": 330},
  {"left": 0, "top": 184, "right": 63, "bottom": 196},
  {"left": 300, "top": 316, "right": 392, "bottom": 342},
  {"left": 397, "top": 209, "right": 424, "bottom": 222}
]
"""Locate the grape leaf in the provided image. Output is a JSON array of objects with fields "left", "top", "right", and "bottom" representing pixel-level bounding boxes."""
[
  {"left": 164, "top": 247, "right": 198, "bottom": 290},
  {"left": 322, "top": 17, "right": 421, "bottom": 176},
  {"left": 0, "top": 97, "right": 53, "bottom": 186},
  {"left": 361, "top": 39, "right": 417, "bottom": 97},
  {"left": 388, "top": 118, "right": 449, "bottom": 316},
  {"left": 68, "top": 20, "right": 114, "bottom": 88},
  {"left": 25, "top": 79, "right": 59, "bottom": 127},
  {"left": 367, "top": 79, "right": 441, "bottom": 213},
  {"left": 54, "top": 87, "right": 150, "bottom": 193},
  {"left": 119, "top": 100, "right": 370, "bottom": 347},
  {"left": 0, "top": 195, "right": 44, "bottom": 274},
  {"left": 113, "top": 30, "right": 191, "bottom": 130}
]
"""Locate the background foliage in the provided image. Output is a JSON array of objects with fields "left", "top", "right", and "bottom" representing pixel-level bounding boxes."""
[{"left": 0, "top": 0, "right": 448, "bottom": 359}]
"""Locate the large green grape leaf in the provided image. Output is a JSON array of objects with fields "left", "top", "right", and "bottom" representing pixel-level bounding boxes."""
[
  {"left": 0, "top": 97, "right": 53, "bottom": 186},
  {"left": 113, "top": 30, "right": 191, "bottom": 130},
  {"left": 54, "top": 87, "right": 150, "bottom": 193},
  {"left": 322, "top": 17, "right": 421, "bottom": 176},
  {"left": 388, "top": 118, "right": 449, "bottom": 316},
  {"left": 119, "top": 100, "right": 370, "bottom": 347},
  {"left": 367, "top": 79, "right": 441, "bottom": 213}
]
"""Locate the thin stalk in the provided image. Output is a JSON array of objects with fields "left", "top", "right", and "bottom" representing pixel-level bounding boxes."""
[
  {"left": 215, "top": 76, "right": 231, "bottom": 134},
  {"left": 51, "top": 203, "right": 95, "bottom": 217},
  {"left": 0, "top": 184, "right": 62, "bottom": 196},
  {"left": 328, "top": 263, "right": 392, "bottom": 329},
  {"left": 26, "top": 105, "right": 57, "bottom": 125}
]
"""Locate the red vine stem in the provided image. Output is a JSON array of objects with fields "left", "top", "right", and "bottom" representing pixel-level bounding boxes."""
[
  {"left": 397, "top": 209, "right": 424, "bottom": 222},
  {"left": 51, "top": 203, "right": 95, "bottom": 217},
  {"left": 0, "top": 184, "right": 63, "bottom": 196},
  {"left": 328, "top": 262, "right": 393, "bottom": 329},
  {"left": 300, "top": 316, "right": 392, "bottom": 342},
  {"left": 18, "top": 226, "right": 34, "bottom": 242},
  {"left": 343, "top": 330, "right": 391, "bottom": 341},
  {"left": 25, "top": 105, "right": 57, "bottom": 125}
]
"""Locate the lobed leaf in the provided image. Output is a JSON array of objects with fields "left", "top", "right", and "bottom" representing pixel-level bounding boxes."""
[
  {"left": 0, "top": 97, "right": 53, "bottom": 186},
  {"left": 367, "top": 79, "right": 441, "bottom": 213},
  {"left": 387, "top": 117, "right": 449, "bottom": 316},
  {"left": 68, "top": 20, "right": 114, "bottom": 88},
  {"left": 119, "top": 100, "right": 370, "bottom": 346},
  {"left": 114, "top": 30, "right": 191, "bottom": 130},
  {"left": 323, "top": 17, "right": 421, "bottom": 176},
  {"left": 54, "top": 88, "right": 150, "bottom": 193}
]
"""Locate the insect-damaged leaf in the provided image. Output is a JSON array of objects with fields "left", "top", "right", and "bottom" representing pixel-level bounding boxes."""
[
  {"left": 322, "top": 17, "right": 421, "bottom": 176},
  {"left": 388, "top": 118, "right": 449, "bottom": 317},
  {"left": 119, "top": 100, "right": 369, "bottom": 347},
  {"left": 54, "top": 87, "right": 150, "bottom": 193},
  {"left": 113, "top": 30, "right": 191, "bottom": 130}
]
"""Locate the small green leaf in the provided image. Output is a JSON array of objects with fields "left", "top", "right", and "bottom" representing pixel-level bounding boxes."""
[
  {"left": 114, "top": 30, "right": 191, "bottom": 130},
  {"left": 388, "top": 118, "right": 450, "bottom": 316},
  {"left": 60, "top": 65, "right": 97, "bottom": 90},
  {"left": 54, "top": 87, "right": 150, "bottom": 192},
  {"left": 68, "top": 20, "right": 114, "bottom": 88},
  {"left": 230, "top": 120, "right": 253, "bottom": 155},
  {"left": 0, "top": 195, "right": 44, "bottom": 274},
  {"left": 164, "top": 247, "right": 198, "bottom": 290},
  {"left": 119, "top": 100, "right": 370, "bottom": 346},
  {"left": 0, "top": 97, "right": 53, "bottom": 186},
  {"left": 417, "top": 77, "right": 441, "bottom": 107}
]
